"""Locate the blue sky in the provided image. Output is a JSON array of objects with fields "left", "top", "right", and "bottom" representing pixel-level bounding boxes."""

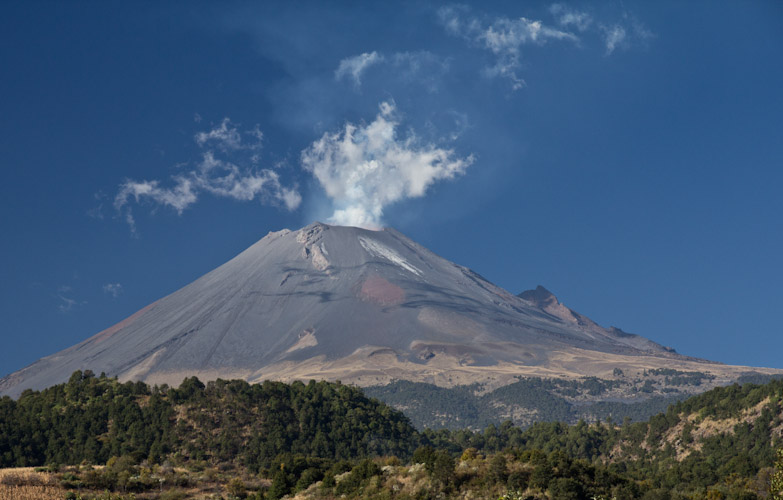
[{"left": 1, "top": 1, "right": 782, "bottom": 376}]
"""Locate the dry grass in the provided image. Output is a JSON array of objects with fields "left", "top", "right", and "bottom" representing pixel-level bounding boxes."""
[
  {"left": 0, "top": 468, "right": 61, "bottom": 500},
  {"left": 0, "top": 465, "right": 262, "bottom": 500},
  {"left": 0, "top": 484, "right": 63, "bottom": 500}
]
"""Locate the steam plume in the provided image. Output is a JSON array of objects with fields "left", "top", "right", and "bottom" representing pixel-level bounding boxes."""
[{"left": 301, "top": 102, "right": 473, "bottom": 229}]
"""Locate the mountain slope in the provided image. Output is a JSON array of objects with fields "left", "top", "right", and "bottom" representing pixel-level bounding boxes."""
[{"left": 1, "top": 223, "right": 778, "bottom": 398}]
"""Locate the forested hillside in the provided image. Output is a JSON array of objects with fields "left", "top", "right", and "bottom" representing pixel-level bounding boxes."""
[
  {"left": 365, "top": 372, "right": 783, "bottom": 430},
  {"left": 1, "top": 372, "right": 782, "bottom": 499},
  {"left": 364, "top": 377, "right": 684, "bottom": 429},
  {"left": 420, "top": 378, "right": 783, "bottom": 496},
  {"left": 0, "top": 370, "right": 417, "bottom": 470}
]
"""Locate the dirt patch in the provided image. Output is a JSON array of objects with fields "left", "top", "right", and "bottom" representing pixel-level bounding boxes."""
[
  {"left": 359, "top": 276, "right": 405, "bottom": 306},
  {"left": 286, "top": 329, "right": 318, "bottom": 352},
  {"left": 417, "top": 308, "right": 487, "bottom": 340},
  {"left": 655, "top": 396, "right": 775, "bottom": 461}
]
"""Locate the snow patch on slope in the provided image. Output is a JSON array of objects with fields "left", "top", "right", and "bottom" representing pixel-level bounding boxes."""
[{"left": 358, "top": 236, "right": 422, "bottom": 276}]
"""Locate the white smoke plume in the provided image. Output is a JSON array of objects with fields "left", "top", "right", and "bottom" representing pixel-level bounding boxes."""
[
  {"left": 114, "top": 119, "right": 300, "bottom": 234},
  {"left": 301, "top": 101, "right": 473, "bottom": 229}
]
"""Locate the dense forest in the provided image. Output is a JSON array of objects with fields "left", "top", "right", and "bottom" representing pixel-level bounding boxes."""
[
  {"left": 1, "top": 371, "right": 782, "bottom": 499},
  {"left": 0, "top": 371, "right": 417, "bottom": 471},
  {"left": 365, "top": 372, "right": 783, "bottom": 430},
  {"left": 364, "top": 377, "right": 685, "bottom": 429}
]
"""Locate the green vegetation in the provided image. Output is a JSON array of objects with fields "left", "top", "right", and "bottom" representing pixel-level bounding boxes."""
[
  {"left": 0, "top": 370, "right": 417, "bottom": 470},
  {"left": 364, "top": 377, "right": 687, "bottom": 430},
  {"left": 1, "top": 372, "right": 782, "bottom": 499},
  {"left": 645, "top": 368, "right": 716, "bottom": 387},
  {"left": 772, "top": 449, "right": 783, "bottom": 500}
]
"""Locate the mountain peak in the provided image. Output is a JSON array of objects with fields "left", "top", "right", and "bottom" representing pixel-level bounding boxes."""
[
  {"left": 518, "top": 285, "right": 559, "bottom": 307},
  {"left": 2, "top": 224, "right": 770, "bottom": 399}
]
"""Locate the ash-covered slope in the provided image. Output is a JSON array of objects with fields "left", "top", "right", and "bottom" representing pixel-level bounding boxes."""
[
  {"left": 1, "top": 223, "right": 775, "bottom": 397},
  {"left": 517, "top": 286, "right": 672, "bottom": 354}
]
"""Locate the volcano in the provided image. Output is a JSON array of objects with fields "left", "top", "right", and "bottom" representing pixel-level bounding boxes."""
[{"left": 0, "top": 223, "right": 776, "bottom": 398}]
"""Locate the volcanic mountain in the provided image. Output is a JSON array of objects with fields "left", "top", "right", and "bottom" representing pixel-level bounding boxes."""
[{"left": 0, "top": 223, "right": 776, "bottom": 398}]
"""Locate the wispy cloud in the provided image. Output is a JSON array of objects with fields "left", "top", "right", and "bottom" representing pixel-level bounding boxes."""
[
  {"left": 335, "top": 51, "right": 384, "bottom": 87},
  {"left": 335, "top": 50, "right": 450, "bottom": 92},
  {"left": 480, "top": 17, "right": 577, "bottom": 89},
  {"left": 438, "top": 4, "right": 654, "bottom": 87},
  {"left": 301, "top": 101, "right": 473, "bottom": 229},
  {"left": 102, "top": 283, "right": 123, "bottom": 298},
  {"left": 86, "top": 191, "right": 107, "bottom": 220},
  {"left": 114, "top": 120, "right": 300, "bottom": 235},
  {"left": 389, "top": 51, "right": 451, "bottom": 92},
  {"left": 194, "top": 117, "right": 263, "bottom": 151},
  {"left": 438, "top": 5, "right": 578, "bottom": 90},
  {"left": 57, "top": 285, "right": 85, "bottom": 313},
  {"left": 549, "top": 4, "right": 592, "bottom": 32},
  {"left": 58, "top": 296, "right": 78, "bottom": 313},
  {"left": 600, "top": 15, "right": 655, "bottom": 55},
  {"left": 602, "top": 25, "right": 627, "bottom": 55},
  {"left": 437, "top": 4, "right": 474, "bottom": 37}
]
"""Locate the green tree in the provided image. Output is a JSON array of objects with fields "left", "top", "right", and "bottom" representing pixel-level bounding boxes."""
[
  {"left": 430, "top": 450, "right": 455, "bottom": 491},
  {"left": 549, "top": 477, "right": 584, "bottom": 500},
  {"left": 489, "top": 454, "right": 508, "bottom": 484},
  {"left": 771, "top": 448, "right": 783, "bottom": 500},
  {"left": 227, "top": 477, "right": 246, "bottom": 499},
  {"left": 267, "top": 468, "right": 292, "bottom": 500}
]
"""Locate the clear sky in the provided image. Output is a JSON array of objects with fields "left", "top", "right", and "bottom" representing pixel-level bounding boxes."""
[{"left": 1, "top": 1, "right": 782, "bottom": 377}]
